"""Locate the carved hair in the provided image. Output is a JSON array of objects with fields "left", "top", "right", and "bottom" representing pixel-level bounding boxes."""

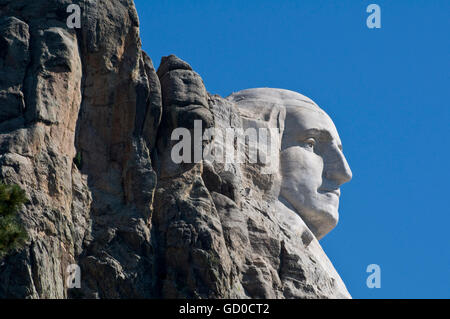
[{"left": 227, "top": 88, "right": 322, "bottom": 144}]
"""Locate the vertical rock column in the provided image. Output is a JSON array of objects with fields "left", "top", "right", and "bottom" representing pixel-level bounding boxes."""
[
  {"left": 152, "top": 55, "right": 234, "bottom": 298},
  {"left": 0, "top": 0, "right": 162, "bottom": 298}
]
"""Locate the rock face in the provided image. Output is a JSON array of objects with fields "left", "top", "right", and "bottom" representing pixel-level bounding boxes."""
[{"left": 0, "top": 0, "right": 350, "bottom": 298}]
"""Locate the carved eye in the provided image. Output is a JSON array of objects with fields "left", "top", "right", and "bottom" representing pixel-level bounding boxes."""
[{"left": 304, "top": 138, "right": 316, "bottom": 150}]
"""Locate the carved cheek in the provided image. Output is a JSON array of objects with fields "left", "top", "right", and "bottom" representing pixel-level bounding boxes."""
[{"left": 281, "top": 146, "right": 323, "bottom": 190}]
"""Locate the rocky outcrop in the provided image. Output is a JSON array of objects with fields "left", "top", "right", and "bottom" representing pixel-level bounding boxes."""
[{"left": 0, "top": 0, "right": 350, "bottom": 298}]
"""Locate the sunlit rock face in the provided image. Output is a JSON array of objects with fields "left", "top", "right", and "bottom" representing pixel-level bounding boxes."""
[
  {"left": 228, "top": 88, "right": 352, "bottom": 240},
  {"left": 0, "top": 0, "right": 351, "bottom": 299}
]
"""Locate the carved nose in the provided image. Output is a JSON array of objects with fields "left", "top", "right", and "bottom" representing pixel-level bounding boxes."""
[{"left": 324, "top": 147, "right": 352, "bottom": 186}]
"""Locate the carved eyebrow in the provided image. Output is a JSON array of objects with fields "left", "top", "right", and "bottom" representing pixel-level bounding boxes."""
[
  {"left": 301, "top": 129, "right": 332, "bottom": 140},
  {"left": 300, "top": 129, "right": 344, "bottom": 151}
]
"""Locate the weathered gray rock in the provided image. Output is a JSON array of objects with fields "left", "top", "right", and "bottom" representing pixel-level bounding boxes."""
[
  {"left": 0, "top": 0, "right": 158, "bottom": 298},
  {"left": 0, "top": 16, "right": 29, "bottom": 125},
  {"left": 0, "top": 0, "right": 351, "bottom": 299}
]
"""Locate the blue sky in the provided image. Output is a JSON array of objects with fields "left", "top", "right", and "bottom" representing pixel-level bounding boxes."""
[{"left": 134, "top": 0, "right": 450, "bottom": 298}]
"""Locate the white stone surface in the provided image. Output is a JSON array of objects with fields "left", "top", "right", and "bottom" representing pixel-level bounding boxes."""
[{"left": 228, "top": 88, "right": 352, "bottom": 240}]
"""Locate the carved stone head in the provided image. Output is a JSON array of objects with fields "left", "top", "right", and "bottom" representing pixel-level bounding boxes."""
[{"left": 229, "top": 88, "right": 352, "bottom": 239}]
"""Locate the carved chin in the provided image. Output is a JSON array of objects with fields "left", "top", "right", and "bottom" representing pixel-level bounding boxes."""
[
  {"left": 297, "top": 204, "right": 339, "bottom": 240},
  {"left": 316, "top": 210, "right": 339, "bottom": 240}
]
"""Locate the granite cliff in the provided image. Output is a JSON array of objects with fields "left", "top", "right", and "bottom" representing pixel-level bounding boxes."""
[{"left": 0, "top": 0, "right": 350, "bottom": 298}]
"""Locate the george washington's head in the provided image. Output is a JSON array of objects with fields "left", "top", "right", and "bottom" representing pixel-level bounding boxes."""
[{"left": 228, "top": 88, "right": 352, "bottom": 239}]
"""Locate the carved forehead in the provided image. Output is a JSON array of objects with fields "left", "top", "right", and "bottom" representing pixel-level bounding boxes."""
[
  {"left": 229, "top": 88, "right": 340, "bottom": 144},
  {"left": 227, "top": 88, "right": 326, "bottom": 116}
]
